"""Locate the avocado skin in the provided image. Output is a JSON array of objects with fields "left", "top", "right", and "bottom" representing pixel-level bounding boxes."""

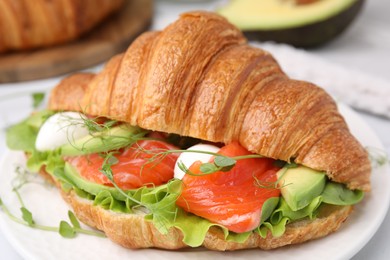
[{"left": 244, "top": 0, "right": 364, "bottom": 48}]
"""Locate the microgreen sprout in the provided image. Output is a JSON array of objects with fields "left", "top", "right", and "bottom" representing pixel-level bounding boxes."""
[
  {"left": 32, "top": 92, "right": 45, "bottom": 109},
  {"left": 366, "top": 146, "right": 389, "bottom": 168},
  {"left": 0, "top": 165, "right": 105, "bottom": 238},
  {"left": 0, "top": 197, "right": 105, "bottom": 238},
  {"left": 98, "top": 152, "right": 145, "bottom": 207},
  {"left": 99, "top": 151, "right": 120, "bottom": 181},
  {"left": 193, "top": 154, "right": 265, "bottom": 175},
  {"left": 59, "top": 211, "right": 106, "bottom": 238},
  {"left": 96, "top": 151, "right": 183, "bottom": 233},
  {"left": 177, "top": 161, "right": 196, "bottom": 176}
]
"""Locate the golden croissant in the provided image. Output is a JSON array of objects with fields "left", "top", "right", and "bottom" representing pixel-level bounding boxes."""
[
  {"left": 0, "top": 0, "right": 123, "bottom": 53},
  {"left": 50, "top": 11, "right": 370, "bottom": 191},
  {"left": 6, "top": 11, "right": 370, "bottom": 251}
]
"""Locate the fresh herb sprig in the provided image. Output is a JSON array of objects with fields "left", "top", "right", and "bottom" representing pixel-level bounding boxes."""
[
  {"left": 0, "top": 199, "right": 105, "bottom": 238},
  {"left": 366, "top": 146, "right": 389, "bottom": 167},
  {"left": 99, "top": 152, "right": 146, "bottom": 207},
  {"left": 57, "top": 112, "right": 119, "bottom": 138},
  {"left": 32, "top": 92, "right": 45, "bottom": 109},
  {"left": 81, "top": 116, "right": 118, "bottom": 135},
  {"left": 195, "top": 154, "right": 268, "bottom": 175},
  {"left": 97, "top": 152, "right": 183, "bottom": 233},
  {"left": 57, "top": 112, "right": 150, "bottom": 155},
  {"left": 0, "top": 166, "right": 105, "bottom": 238},
  {"left": 254, "top": 161, "right": 297, "bottom": 189},
  {"left": 59, "top": 211, "right": 106, "bottom": 238}
]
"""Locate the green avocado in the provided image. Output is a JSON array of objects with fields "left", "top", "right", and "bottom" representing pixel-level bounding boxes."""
[
  {"left": 278, "top": 165, "right": 326, "bottom": 211},
  {"left": 59, "top": 124, "right": 146, "bottom": 156},
  {"left": 64, "top": 162, "right": 125, "bottom": 200},
  {"left": 217, "top": 0, "right": 364, "bottom": 48}
]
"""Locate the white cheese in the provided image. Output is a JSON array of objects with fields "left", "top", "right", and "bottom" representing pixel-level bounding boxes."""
[
  {"left": 35, "top": 112, "right": 90, "bottom": 151},
  {"left": 174, "top": 144, "right": 220, "bottom": 180}
]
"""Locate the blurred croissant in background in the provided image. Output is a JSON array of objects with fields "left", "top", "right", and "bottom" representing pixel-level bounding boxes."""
[{"left": 0, "top": 0, "right": 124, "bottom": 53}]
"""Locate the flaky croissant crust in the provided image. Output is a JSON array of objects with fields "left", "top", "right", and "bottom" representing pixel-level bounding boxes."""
[{"left": 48, "top": 11, "right": 371, "bottom": 191}]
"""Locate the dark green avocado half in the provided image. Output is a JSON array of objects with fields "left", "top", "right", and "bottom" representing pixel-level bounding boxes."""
[{"left": 217, "top": 0, "right": 365, "bottom": 48}]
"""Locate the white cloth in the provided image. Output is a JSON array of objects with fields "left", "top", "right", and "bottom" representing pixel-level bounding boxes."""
[{"left": 254, "top": 41, "right": 390, "bottom": 119}]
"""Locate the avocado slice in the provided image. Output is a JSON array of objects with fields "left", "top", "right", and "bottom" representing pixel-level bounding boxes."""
[
  {"left": 278, "top": 166, "right": 326, "bottom": 211},
  {"left": 217, "top": 0, "right": 364, "bottom": 48},
  {"left": 64, "top": 162, "right": 126, "bottom": 201},
  {"left": 60, "top": 124, "right": 146, "bottom": 156}
]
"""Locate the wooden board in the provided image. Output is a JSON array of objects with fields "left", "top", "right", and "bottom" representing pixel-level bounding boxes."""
[{"left": 0, "top": 0, "right": 153, "bottom": 83}]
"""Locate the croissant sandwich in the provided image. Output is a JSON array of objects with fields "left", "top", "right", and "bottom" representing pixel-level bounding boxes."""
[{"left": 6, "top": 11, "right": 371, "bottom": 251}]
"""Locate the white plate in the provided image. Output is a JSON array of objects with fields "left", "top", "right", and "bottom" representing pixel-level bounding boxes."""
[{"left": 0, "top": 104, "right": 389, "bottom": 260}]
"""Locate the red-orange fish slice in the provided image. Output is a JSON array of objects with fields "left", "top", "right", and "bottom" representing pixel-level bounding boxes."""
[
  {"left": 66, "top": 140, "right": 179, "bottom": 190},
  {"left": 176, "top": 142, "right": 281, "bottom": 233}
]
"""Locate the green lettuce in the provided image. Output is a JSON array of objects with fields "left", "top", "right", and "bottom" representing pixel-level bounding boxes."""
[
  {"left": 322, "top": 182, "right": 364, "bottom": 205},
  {"left": 6, "top": 110, "right": 54, "bottom": 152},
  {"left": 256, "top": 182, "right": 364, "bottom": 239},
  {"left": 6, "top": 109, "right": 63, "bottom": 175},
  {"left": 270, "top": 196, "right": 322, "bottom": 224}
]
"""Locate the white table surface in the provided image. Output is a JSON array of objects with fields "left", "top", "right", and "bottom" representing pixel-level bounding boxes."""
[{"left": 0, "top": 0, "right": 389, "bottom": 259}]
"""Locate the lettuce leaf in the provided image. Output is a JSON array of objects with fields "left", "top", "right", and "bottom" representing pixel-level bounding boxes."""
[
  {"left": 270, "top": 196, "right": 322, "bottom": 224},
  {"left": 258, "top": 217, "right": 289, "bottom": 238},
  {"left": 256, "top": 181, "right": 364, "bottom": 239},
  {"left": 94, "top": 190, "right": 129, "bottom": 213},
  {"left": 255, "top": 197, "right": 321, "bottom": 239},
  {"left": 6, "top": 110, "right": 59, "bottom": 174},
  {"left": 6, "top": 110, "right": 53, "bottom": 152},
  {"left": 260, "top": 197, "right": 279, "bottom": 224},
  {"left": 321, "top": 182, "right": 364, "bottom": 205}
]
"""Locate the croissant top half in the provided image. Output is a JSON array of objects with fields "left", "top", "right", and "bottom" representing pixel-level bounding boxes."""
[{"left": 48, "top": 12, "right": 371, "bottom": 192}]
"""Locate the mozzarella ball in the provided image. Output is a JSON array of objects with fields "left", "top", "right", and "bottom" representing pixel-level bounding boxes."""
[
  {"left": 174, "top": 144, "right": 220, "bottom": 180},
  {"left": 35, "top": 112, "right": 90, "bottom": 151}
]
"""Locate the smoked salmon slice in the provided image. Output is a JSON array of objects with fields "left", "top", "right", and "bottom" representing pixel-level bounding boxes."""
[
  {"left": 66, "top": 140, "right": 179, "bottom": 190},
  {"left": 176, "top": 142, "right": 281, "bottom": 233}
]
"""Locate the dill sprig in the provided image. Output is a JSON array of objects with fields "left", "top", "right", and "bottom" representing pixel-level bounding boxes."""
[
  {"left": 52, "top": 111, "right": 121, "bottom": 143},
  {"left": 253, "top": 161, "right": 296, "bottom": 189},
  {"left": 56, "top": 112, "right": 150, "bottom": 156},
  {"left": 81, "top": 115, "right": 118, "bottom": 135}
]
